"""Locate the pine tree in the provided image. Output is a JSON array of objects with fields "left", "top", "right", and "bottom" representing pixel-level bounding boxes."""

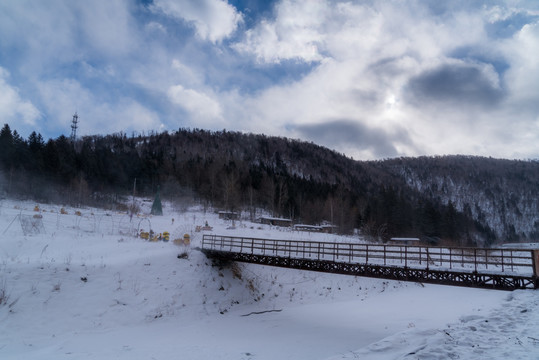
[
  {"left": 151, "top": 186, "right": 163, "bottom": 215},
  {"left": 0, "top": 124, "right": 14, "bottom": 168}
]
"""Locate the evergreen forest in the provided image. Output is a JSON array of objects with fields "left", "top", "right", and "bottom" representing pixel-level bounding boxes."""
[{"left": 1, "top": 123, "right": 538, "bottom": 247}]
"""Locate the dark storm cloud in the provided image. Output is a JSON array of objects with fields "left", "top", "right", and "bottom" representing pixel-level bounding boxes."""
[
  {"left": 294, "top": 120, "right": 409, "bottom": 159},
  {"left": 405, "top": 63, "right": 505, "bottom": 108}
]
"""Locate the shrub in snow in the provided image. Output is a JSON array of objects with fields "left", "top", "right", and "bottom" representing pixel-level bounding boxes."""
[{"left": 0, "top": 280, "right": 9, "bottom": 306}]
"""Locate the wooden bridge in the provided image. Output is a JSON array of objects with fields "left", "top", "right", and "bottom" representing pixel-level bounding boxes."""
[{"left": 201, "top": 234, "right": 539, "bottom": 291}]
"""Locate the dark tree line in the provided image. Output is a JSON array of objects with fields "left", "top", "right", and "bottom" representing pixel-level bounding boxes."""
[{"left": 2, "top": 123, "right": 524, "bottom": 246}]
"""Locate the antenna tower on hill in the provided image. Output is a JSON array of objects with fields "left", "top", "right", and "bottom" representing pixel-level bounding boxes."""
[{"left": 70, "top": 112, "right": 79, "bottom": 142}]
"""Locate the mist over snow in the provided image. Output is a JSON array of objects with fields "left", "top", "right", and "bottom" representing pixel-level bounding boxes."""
[{"left": 1, "top": 199, "right": 538, "bottom": 359}]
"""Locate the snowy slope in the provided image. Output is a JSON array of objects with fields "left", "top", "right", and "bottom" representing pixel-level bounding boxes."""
[{"left": 0, "top": 200, "right": 538, "bottom": 359}]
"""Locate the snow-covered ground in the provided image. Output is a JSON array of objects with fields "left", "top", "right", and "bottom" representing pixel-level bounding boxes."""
[{"left": 0, "top": 199, "right": 538, "bottom": 359}]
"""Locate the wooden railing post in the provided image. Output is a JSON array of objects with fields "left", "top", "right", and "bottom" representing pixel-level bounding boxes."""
[
  {"left": 366, "top": 244, "right": 369, "bottom": 264},
  {"left": 404, "top": 246, "right": 408, "bottom": 268}
]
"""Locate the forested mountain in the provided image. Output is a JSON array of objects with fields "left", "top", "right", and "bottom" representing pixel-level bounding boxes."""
[
  {"left": 376, "top": 156, "right": 539, "bottom": 244},
  {"left": 1, "top": 123, "right": 538, "bottom": 247}
]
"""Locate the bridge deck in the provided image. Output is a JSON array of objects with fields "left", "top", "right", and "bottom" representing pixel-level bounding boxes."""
[{"left": 201, "top": 234, "right": 539, "bottom": 291}]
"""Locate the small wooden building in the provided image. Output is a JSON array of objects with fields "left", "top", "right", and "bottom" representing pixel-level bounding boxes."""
[
  {"left": 294, "top": 224, "right": 322, "bottom": 232},
  {"left": 259, "top": 216, "right": 292, "bottom": 227},
  {"left": 218, "top": 211, "right": 239, "bottom": 220}
]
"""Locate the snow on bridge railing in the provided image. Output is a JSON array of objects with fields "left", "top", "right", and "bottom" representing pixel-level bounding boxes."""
[{"left": 202, "top": 234, "right": 539, "bottom": 277}]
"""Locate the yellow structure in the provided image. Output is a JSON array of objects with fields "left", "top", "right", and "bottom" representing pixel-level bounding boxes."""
[{"left": 183, "top": 233, "right": 190, "bottom": 245}]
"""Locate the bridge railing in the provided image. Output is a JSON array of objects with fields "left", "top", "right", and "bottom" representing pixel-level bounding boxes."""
[{"left": 202, "top": 234, "right": 538, "bottom": 277}]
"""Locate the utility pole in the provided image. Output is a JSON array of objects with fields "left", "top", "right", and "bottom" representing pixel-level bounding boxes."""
[{"left": 130, "top": 178, "right": 136, "bottom": 222}]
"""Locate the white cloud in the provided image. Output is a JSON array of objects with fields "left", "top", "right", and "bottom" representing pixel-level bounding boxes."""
[
  {"left": 504, "top": 21, "right": 539, "bottom": 108},
  {"left": 74, "top": 0, "right": 136, "bottom": 57},
  {"left": 0, "top": 0, "right": 137, "bottom": 75},
  {"left": 167, "top": 85, "right": 223, "bottom": 125},
  {"left": 233, "top": 1, "right": 472, "bottom": 64},
  {"left": 234, "top": 0, "right": 327, "bottom": 63},
  {"left": 145, "top": 21, "right": 167, "bottom": 35},
  {"left": 0, "top": 67, "right": 41, "bottom": 127},
  {"left": 151, "top": 0, "right": 242, "bottom": 43},
  {"left": 226, "top": 1, "right": 539, "bottom": 159}
]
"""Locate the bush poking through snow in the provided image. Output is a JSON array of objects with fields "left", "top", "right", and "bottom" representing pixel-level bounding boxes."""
[
  {"left": 0, "top": 280, "right": 9, "bottom": 306},
  {"left": 231, "top": 263, "right": 242, "bottom": 280}
]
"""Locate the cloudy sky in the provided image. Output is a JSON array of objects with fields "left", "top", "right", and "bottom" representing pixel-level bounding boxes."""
[{"left": 1, "top": 0, "right": 538, "bottom": 160}]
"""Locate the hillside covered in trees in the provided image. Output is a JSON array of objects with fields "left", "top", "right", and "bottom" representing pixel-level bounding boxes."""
[{"left": 1, "top": 123, "right": 538, "bottom": 247}]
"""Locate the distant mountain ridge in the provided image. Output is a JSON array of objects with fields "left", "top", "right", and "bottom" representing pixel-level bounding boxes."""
[{"left": 1, "top": 124, "right": 538, "bottom": 245}]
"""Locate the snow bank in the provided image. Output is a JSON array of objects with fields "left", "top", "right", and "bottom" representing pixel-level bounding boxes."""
[{"left": 0, "top": 200, "right": 537, "bottom": 359}]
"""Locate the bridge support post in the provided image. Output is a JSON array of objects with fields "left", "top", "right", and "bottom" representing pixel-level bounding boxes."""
[{"left": 533, "top": 250, "right": 539, "bottom": 288}]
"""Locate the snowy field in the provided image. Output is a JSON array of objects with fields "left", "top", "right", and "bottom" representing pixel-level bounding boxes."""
[{"left": 0, "top": 199, "right": 538, "bottom": 359}]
